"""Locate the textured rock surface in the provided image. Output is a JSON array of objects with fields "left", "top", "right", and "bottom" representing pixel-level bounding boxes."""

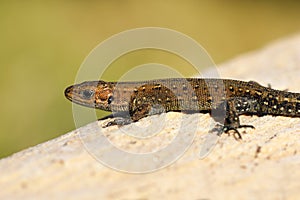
[{"left": 1, "top": 34, "right": 300, "bottom": 199}]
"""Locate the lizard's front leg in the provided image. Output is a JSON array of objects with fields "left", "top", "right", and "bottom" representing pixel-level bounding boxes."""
[{"left": 102, "top": 83, "right": 174, "bottom": 127}]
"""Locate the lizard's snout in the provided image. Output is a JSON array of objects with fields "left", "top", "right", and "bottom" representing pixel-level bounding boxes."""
[{"left": 64, "top": 85, "right": 73, "bottom": 100}]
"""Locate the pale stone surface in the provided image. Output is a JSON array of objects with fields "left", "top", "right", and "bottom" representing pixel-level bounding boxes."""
[{"left": 1, "top": 34, "right": 300, "bottom": 199}]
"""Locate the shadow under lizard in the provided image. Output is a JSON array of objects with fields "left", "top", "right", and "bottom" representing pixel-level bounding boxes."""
[{"left": 64, "top": 78, "right": 300, "bottom": 139}]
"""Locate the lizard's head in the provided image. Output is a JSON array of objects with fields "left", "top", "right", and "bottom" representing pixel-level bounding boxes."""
[{"left": 64, "top": 80, "right": 114, "bottom": 111}]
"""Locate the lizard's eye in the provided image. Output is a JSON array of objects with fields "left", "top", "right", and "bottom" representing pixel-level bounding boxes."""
[
  {"left": 82, "top": 90, "right": 94, "bottom": 99},
  {"left": 107, "top": 96, "right": 114, "bottom": 104}
]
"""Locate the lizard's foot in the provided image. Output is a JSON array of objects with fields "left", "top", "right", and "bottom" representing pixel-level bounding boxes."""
[
  {"left": 223, "top": 124, "right": 255, "bottom": 140},
  {"left": 102, "top": 117, "right": 132, "bottom": 128}
]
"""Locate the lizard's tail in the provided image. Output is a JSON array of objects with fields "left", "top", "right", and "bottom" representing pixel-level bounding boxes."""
[{"left": 261, "top": 89, "right": 300, "bottom": 117}]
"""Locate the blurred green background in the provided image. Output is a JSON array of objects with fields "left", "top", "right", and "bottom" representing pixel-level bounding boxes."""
[{"left": 1, "top": 1, "right": 300, "bottom": 158}]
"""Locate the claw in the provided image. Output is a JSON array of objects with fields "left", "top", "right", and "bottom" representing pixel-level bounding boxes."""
[
  {"left": 223, "top": 126, "right": 242, "bottom": 140},
  {"left": 239, "top": 124, "right": 255, "bottom": 129},
  {"left": 222, "top": 124, "right": 254, "bottom": 140},
  {"left": 102, "top": 121, "right": 115, "bottom": 128}
]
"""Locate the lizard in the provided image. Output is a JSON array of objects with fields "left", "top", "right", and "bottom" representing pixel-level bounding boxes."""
[{"left": 64, "top": 78, "right": 300, "bottom": 138}]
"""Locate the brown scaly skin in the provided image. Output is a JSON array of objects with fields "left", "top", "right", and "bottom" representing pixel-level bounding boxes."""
[{"left": 65, "top": 78, "right": 300, "bottom": 138}]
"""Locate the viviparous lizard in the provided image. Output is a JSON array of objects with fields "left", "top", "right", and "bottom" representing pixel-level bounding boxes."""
[{"left": 64, "top": 78, "right": 300, "bottom": 138}]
